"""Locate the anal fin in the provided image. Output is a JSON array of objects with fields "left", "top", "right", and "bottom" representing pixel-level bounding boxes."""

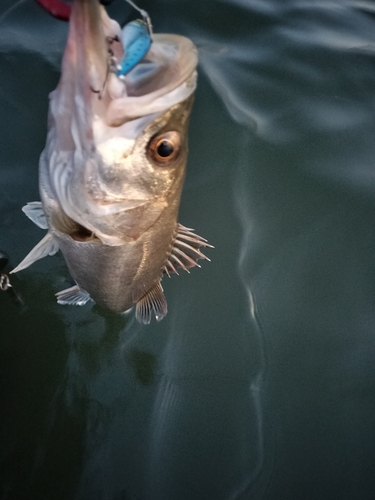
[
  {"left": 10, "top": 232, "right": 59, "bottom": 274},
  {"left": 55, "top": 285, "right": 92, "bottom": 306},
  {"left": 135, "top": 281, "right": 167, "bottom": 324}
]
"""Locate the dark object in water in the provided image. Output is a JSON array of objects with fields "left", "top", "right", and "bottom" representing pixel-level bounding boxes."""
[
  {"left": 0, "top": 251, "right": 24, "bottom": 307},
  {"left": 0, "top": 251, "right": 9, "bottom": 272}
]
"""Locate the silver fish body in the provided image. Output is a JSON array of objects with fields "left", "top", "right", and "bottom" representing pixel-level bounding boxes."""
[{"left": 12, "top": 0, "right": 212, "bottom": 323}]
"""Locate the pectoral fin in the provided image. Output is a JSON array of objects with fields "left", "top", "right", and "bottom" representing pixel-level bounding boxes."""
[
  {"left": 163, "top": 223, "right": 213, "bottom": 276},
  {"left": 55, "top": 285, "right": 92, "bottom": 306},
  {"left": 22, "top": 201, "right": 48, "bottom": 229},
  {"left": 10, "top": 232, "right": 59, "bottom": 274},
  {"left": 135, "top": 281, "right": 167, "bottom": 324}
]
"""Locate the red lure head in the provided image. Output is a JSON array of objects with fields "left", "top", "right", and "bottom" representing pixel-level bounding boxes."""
[{"left": 35, "top": 0, "right": 72, "bottom": 21}]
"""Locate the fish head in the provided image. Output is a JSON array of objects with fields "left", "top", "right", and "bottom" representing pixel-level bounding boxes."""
[{"left": 42, "top": 0, "right": 198, "bottom": 245}]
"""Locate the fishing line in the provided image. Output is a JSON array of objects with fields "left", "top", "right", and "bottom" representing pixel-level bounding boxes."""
[{"left": 123, "top": 0, "right": 153, "bottom": 36}]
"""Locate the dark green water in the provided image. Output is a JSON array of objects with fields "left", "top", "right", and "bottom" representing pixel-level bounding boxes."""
[{"left": 1, "top": 0, "right": 375, "bottom": 498}]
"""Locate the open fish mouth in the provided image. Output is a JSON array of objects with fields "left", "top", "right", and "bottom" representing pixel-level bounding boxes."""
[
  {"left": 105, "top": 34, "right": 198, "bottom": 126},
  {"left": 59, "top": 0, "right": 198, "bottom": 128}
]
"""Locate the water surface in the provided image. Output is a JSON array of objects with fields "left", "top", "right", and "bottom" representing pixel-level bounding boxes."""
[{"left": 1, "top": 0, "right": 375, "bottom": 499}]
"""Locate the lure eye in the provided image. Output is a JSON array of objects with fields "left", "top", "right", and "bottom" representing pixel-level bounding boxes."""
[{"left": 148, "top": 132, "right": 181, "bottom": 164}]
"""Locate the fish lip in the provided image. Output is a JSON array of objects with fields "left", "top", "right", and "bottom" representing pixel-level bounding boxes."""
[
  {"left": 60, "top": 0, "right": 109, "bottom": 105},
  {"left": 73, "top": 0, "right": 108, "bottom": 73}
]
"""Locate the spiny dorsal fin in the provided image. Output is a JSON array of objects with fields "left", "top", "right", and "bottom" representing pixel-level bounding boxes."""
[
  {"left": 10, "top": 232, "right": 59, "bottom": 274},
  {"left": 22, "top": 201, "right": 48, "bottom": 229},
  {"left": 135, "top": 281, "right": 167, "bottom": 324},
  {"left": 163, "top": 223, "right": 213, "bottom": 276},
  {"left": 55, "top": 285, "right": 92, "bottom": 306}
]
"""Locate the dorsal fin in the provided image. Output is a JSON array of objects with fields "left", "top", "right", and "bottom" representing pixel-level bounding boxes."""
[
  {"left": 135, "top": 281, "right": 167, "bottom": 324},
  {"left": 22, "top": 201, "right": 48, "bottom": 229},
  {"left": 163, "top": 223, "right": 213, "bottom": 276},
  {"left": 55, "top": 285, "right": 92, "bottom": 306}
]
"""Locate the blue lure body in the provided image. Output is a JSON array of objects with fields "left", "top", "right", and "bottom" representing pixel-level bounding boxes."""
[{"left": 116, "top": 20, "right": 152, "bottom": 78}]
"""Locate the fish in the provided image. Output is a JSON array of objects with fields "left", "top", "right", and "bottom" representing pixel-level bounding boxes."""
[{"left": 11, "top": 0, "right": 212, "bottom": 324}]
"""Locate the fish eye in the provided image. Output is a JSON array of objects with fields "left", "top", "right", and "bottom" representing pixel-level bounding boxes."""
[
  {"left": 157, "top": 140, "right": 174, "bottom": 158},
  {"left": 148, "top": 131, "right": 181, "bottom": 164}
]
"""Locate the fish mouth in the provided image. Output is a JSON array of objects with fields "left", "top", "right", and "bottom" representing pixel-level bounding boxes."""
[
  {"left": 52, "top": 209, "right": 101, "bottom": 243},
  {"left": 69, "top": 222, "right": 99, "bottom": 243},
  {"left": 59, "top": 0, "right": 198, "bottom": 127},
  {"left": 50, "top": 200, "right": 155, "bottom": 246},
  {"left": 105, "top": 33, "right": 198, "bottom": 126}
]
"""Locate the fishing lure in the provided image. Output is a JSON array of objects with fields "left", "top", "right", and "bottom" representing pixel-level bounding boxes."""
[
  {"left": 113, "top": 0, "right": 153, "bottom": 78},
  {"left": 35, "top": 0, "right": 153, "bottom": 80},
  {"left": 34, "top": 0, "right": 71, "bottom": 21},
  {"left": 116, "top": 19, "right": 152, "bottom": 78},
  {"left": 35, "top": 0, "right": 118, "bottom": 20}
]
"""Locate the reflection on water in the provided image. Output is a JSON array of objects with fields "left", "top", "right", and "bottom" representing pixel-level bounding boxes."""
[{"left": 2, "top": 0, "right": 375, "bottom": 499}]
